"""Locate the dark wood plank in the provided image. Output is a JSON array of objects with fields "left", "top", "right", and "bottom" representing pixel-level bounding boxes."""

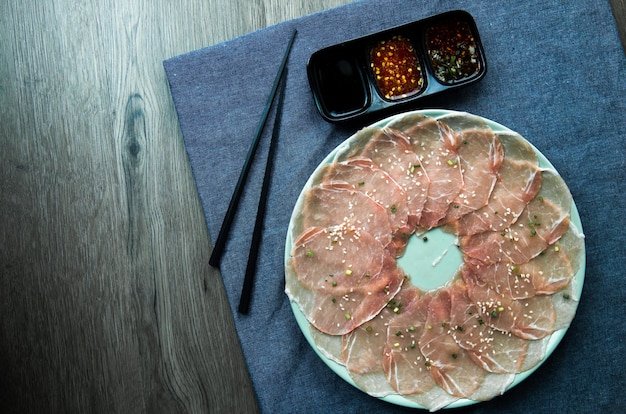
[
  {"left": 610, "top": 0, "right": 626, "bottom": 53},
  {"left": 0, "top": 1, "right": 262, "bottom": 412}
]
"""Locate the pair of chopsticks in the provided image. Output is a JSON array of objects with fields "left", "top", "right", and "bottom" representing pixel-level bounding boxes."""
[
  {"left": 238, "top": 74, "right": 287, "bottom": 314},
  {"left": 209, "top": 28, "right": 297, "bottom": 314}
]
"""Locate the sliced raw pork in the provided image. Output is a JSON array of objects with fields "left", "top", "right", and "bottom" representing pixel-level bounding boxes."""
[
  {"left": 436, "top": 111, "right": 490, "bottom": 133},
  {"left": 300, "top": 183, "right": 393, "bottom": 250},
  {"left": 459, "top": 170, "right": 572, "bottom": 266},
  {"left": 342, "top": 284, "right": 420, "bottom": 396},
  {"left": 383, "top": 291, "right": 459, "bottom": 411},
  {"left": 285, "top": 111, "right": 584, "bottom": 410},
  {"left": 418, "top": 288, "right": 487, "bottom": 398},
  {"left": 468, "top": 222, "right": 584, "bottom": 301},
  {"left": 448, "top": 279, "right": 532, "bottom": 373},
  {"left": 436, "top": 112, "right": 505, "bottom": 224},
  {"left": 462, "top": 265, "right": 557, "bottom": 340},
  {"left": 529, "top": 224, "right": 584, "bottom": 294},
  {"left": 462, "top": 259, "right": 538, "bottom": 301},
  {"left": 320, "top": 158, "right": 414, "bottom": 254},
  {"left": 387, "top": 114, "right": 464, "bottom": 230},
  {"left": 442, "top": 128, "right": 503, "bottom": 223},
  {"left": 383, "top": 292, "right": 437, "bottom": 395},
  {"left": 287, "top": 226, "right": 404, "bottom": 335},
  {"left": 446, "top": 130, "right": 542, "bottom": 236},
  {"left": 337, "top": 125, "right": 431, "bottom": 225}
]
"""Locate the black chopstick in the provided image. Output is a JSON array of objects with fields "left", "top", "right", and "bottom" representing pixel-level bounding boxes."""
[
  {"left": 238, "top": 72, "right": 287, "bottom": 315},
  {"left": 209, "top": 28, "right": 297, "bottom": 268}
]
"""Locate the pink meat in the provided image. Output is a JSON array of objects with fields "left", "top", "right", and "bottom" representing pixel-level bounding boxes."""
[
  {"left": 418, "top": 288, "right": 487, "bottom": 398},
  {"left": 355, "top": 128, "right": 430, "bottom": 224},
  {"left": 463, "top": 258, "right": 537, "bottom": 301},
  {"left": 342, "top": 285, "right": 421, "bottom": 397},
  {"left": 445, "top": 130, "right": 542, "bottom": 236},
  {"left": 387, "top": 114, "right": 464, "bottom": 230},
  {"left": 382, "top": 292, "right": 438, "bottom": 395},
  {"left": 287, "top": 226, "right": 404, "bottom": 335},
  {"left": 286, "top": 112, "right": 584, "bottom": 408},
  {"left": 301, "top": 183, "right": 393, "bottom": 251},
  {"left": 436, "top": 111, "right": 491, "bottom": 133},
  {"left": 448, "top": 280, "right": 529, "bottom": 373},
  {"left": 528, "top": 224, "right": 584, "bottom": 294},
  {"left": 321, "top": 158, "right": 414, "bottom": 254},
  {"left": 442, "top": 128, "right": 504, "bottom": 223},
  {"left": 343, "top": 285, "right": 420, "bottom": 374},
  {"left": 290, "top": 226, "right": 385, "bottom": 292},
  {"left": 462, "top": 265, "right": 557, "bottom": 340},
  {"left": 446, "top": 159, "right": 542, "bottom": 236},
  {"left": 459, "top": 170, "right": 572, "bottom": 266}
]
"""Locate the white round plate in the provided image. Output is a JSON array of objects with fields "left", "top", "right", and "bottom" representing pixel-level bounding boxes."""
[{"left": 285, "top": 109, "right": 585, "bottom": 409}]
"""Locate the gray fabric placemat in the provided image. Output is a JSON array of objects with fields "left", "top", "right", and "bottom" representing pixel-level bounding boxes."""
[{"left": 164, "top": 0, "right": 626, "bottom": 412}]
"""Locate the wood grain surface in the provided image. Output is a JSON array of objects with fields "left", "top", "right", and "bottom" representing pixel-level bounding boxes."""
[{"left": 0, "top": 1, "right": 623, "bottom": 413}]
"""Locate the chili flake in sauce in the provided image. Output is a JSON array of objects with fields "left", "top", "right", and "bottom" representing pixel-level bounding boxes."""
[
  {"left": 426, "top": 20, "right": 481, "bottom": 84},
  {"left": 370, "top": 35, "right": 424, "bottom": 100}
]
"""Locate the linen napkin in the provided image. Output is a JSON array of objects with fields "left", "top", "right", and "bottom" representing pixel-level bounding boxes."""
[{"left": 164, "top": 0, "right": 626, "bottom": 412}]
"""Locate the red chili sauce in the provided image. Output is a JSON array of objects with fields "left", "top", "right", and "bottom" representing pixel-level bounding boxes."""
[
  {"left": 370, "top": 35, "right": 425, "bottom": 101},
  {"left": 426, "top": 20, "right": 481, "bottom": 84}
]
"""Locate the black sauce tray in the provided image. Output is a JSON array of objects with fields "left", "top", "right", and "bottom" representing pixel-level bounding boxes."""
[{"left": 306, "top": 10, "right": 487, "bottom": 123}]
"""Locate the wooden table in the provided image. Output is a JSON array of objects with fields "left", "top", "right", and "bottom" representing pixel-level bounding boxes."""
[{"left": 1, "top": 1, "right": 623, "bottom": 413}]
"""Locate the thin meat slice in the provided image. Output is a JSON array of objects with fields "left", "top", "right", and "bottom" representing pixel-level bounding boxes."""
[
  {"left": 460, "top": 227, "right": 582, "bottom": 340},
  {"left": 445, "top": 130, "right": 542, "bottom": 236},
  {"left": 309, "top": 324, "right": 344, "bottom": 365},
  {"left": 301, "top": 183, "right": 393, "bottom": 250},
  {"left": 529, "top": 224, "right": 584, "bottom": 294},
  {"left": 419, "top": 286, "right": 515, "bottom": 401},
  {"left": 462, "top": 265, "right": 557, "bottom": 340},
  {"left": 418, "top": 288, "right": 487, "bottom": 398},
  {"left": 468, "top": 371, "right": 515, "bottom": 402},
  {"left": 401, "top": 387, "right": 459, "bottom": 413},
  {"left": 460, "top": 170, "right": 572, "bottom": 266},
  {"left": 289, "top": 226, "right": 385, "bottom": 292},
  {"left": 436, "top": 112, "right": 505, "bottom": 224},
  {"left": 436, "top": 111, "right": 491, "bottom": 133},
  {"left": 441, "top": 128, "right": 504, "bottom": 224},
  {"left": 286, "top": 226, "right": 404, "bottom": 335},
  {"left": 344, "top": 285, "right": 420, "bottom": 374},
  {"left": 496, "top": 130, "right": 539, "bottom": 162},
  {"left": 387, "top": 114, "right": 464, "bottom": 230},
  {"left": 552, "top": 282, "right": 579, "bottom": 331},
  {"left": 448, "top": 280, "right": 530, "bottom": 373},
  {"left": 383, "top": 293, "right": 438, "bottom": 395},
  {"left": 463, "top": 259, "right": 537, "bottom": 301},
  {"left": 336, "top": 125, "right": 431, "bottom": 225},
  {"left": 360, "top": 128, "right": 431, "bottom": 224},
  {"left": 320, "top": 158, "right": 414, "bottom": 254},
  {"left": 384, "top": 291, "right": 460, "bottom": 411},
  {"left": 446, "top": 159, "right": 542, "bottom": 236},
  {"left": 342, "top": 284, "right": 420, "bottom": 397}
]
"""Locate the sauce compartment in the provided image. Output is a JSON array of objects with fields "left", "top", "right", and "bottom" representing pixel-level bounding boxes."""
[{"left": 307, "top": 10, "right": 487, "bottom": 123}]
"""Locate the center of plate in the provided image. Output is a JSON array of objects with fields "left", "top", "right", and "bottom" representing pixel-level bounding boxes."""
[{"left": 397, "top": 227, "right": 462, "bottom": 291}]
